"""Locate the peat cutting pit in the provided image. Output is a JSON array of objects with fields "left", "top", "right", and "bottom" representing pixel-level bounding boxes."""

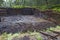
[{"left": 0, "top": 8, "right": 58, "bottom": 34}]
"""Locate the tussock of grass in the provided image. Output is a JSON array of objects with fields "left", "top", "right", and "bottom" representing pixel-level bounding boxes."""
[
  {"left": 46, "top": 26, "right": 60, "bottom": 32},
  {"left": 0, "top": 32, "right": 42, "bottom": 40}
]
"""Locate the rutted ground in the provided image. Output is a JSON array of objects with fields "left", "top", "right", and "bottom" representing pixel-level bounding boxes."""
[{"left": 0, "top": 15, "right": 56, "bottom": 34}]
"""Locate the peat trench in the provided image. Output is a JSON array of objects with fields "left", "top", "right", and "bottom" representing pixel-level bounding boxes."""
[
  {"left": 0, "top": 8, "right": 60, "bottom": 40},
  {"left": 0, "top": 8, "right": 59, "bottom": 34}
]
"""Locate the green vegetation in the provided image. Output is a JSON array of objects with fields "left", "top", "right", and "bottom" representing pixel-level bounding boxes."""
[
  {"left": 46, "top": 26, "right": 60, "bottom": 32},
  {"left": 0, "top": 0, "right": 60, "bottom": 12},
  {"left": 0, "top": 32, "right": 42, "bottom": 40},
  {"left": 0, "top": 26, "right": 60, "bottom": 40}
]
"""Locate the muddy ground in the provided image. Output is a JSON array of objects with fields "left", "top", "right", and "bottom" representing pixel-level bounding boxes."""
[{"left": 0, "top": 8, "right": 60, "bottom": 34}]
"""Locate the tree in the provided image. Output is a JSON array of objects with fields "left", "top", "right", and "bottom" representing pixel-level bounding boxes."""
[
  {"left": 45, "top": 0, "right": 48, "bottom": 6},
  {"left": 1, "top": 0, "right": 15, "bottom": 7},
  {"left": 0, "top": 0, "right": 3, "bottom": 6}
]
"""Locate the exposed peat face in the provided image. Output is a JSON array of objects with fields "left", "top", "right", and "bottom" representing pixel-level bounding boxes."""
[
  {"left": 7, "top": 8, "right": 35, "bottom": 15},
  {"left": 0, "top": 8, "right": 59, "bottom": 34}
]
